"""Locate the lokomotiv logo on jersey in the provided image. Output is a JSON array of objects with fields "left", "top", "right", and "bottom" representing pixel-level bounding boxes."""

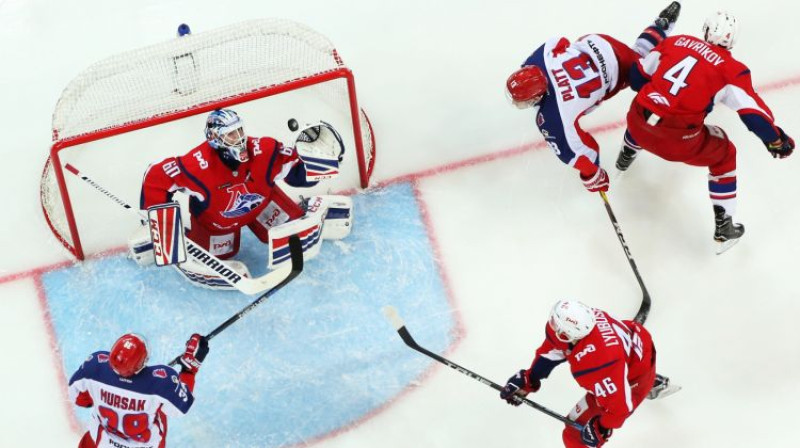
[{"left": 221, "top": 184, "right": 265, "bottom": 218}]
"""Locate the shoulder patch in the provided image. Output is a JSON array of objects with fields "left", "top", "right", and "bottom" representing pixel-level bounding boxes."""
[
  {"left": 153, "top": 368, "right": 167, "bottom": 379},
  {"left": 97, "top": 353, "right": 109, "bottom": 363}
]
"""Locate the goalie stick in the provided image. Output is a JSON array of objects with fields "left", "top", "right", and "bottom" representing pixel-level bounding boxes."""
[
  {"left": 599, "top": 191, "right": 651, "bottom": 324},
  {"left": 64, "top": 163, "right": 292, "bottom": 295},
  {"left": 168, "top": 234, "right": 303, "bottom": 366},
  {"left": 381, "top": 306, "right": 583, "bottom": 431}
]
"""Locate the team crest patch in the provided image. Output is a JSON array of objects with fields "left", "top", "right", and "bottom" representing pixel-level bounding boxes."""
[
  {"left": 153, "top": 368, "right": 167, "bottom": 378},
  {"left": 97, "top": 354, "right": 109, "bottom": 363},
  {"left": 537, "top": 111, "right": 545, "bottom": 127},
  {"left": 222, "top": 186, "right": 265, "bottom": 219}
]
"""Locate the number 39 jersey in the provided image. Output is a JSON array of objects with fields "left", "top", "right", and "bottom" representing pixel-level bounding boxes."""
[
  {"left": 523, "top": 34, "right": 640, "bottom": 176},
  {"left": 525, "top": 309, "right": 655, "bottom": 430},
  {"left": 68, "top": 351, "right": 194, "bottom": 448}
]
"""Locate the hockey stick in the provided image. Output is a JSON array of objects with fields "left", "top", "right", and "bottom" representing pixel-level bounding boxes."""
[
  {"left": 599, "top": 191, "right": 651, "bottom": 324},
  {"left": 64, "top": 163, "right": 292, "bottom": 295},
  {"left": 168, "top": 234, "right": 303, "bottom": 366},
  {"left": 382, "top": 306, "right": 583, "bottom": 431}
]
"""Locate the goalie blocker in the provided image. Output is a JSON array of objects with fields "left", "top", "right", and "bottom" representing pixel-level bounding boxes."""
[
  {"left": 128, "top": 195, "right": 353, "bottom": 290},
  {"left": 147, "top": 203, "right": 187, "bottom": 266}
]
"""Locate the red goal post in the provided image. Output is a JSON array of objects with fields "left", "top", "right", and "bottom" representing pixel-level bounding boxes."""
[{"left": 41, "top": 19, "right": 376, "bottom": 261}]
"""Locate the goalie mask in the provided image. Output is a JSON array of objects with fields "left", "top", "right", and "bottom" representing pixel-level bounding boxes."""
[
  {"left": 548, "top": 300, "right": 596, "bottom": 344},
  {"left": 205, "top": 109, "right": 248, "bottom": 167},
  {"left": 109, "top": 333, "right": 149, "bottom": 377}
]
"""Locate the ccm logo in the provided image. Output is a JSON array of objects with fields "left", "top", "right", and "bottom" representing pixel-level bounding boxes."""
[{"left": 305, "top": 197, "right": 323, "bottom": 213}]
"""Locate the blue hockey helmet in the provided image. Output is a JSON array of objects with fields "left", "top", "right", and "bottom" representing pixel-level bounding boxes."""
[{"left": 205, "top": 109, "right": 248, "bottom": 165}]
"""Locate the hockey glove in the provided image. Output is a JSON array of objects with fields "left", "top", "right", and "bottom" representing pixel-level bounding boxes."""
[
  {"left": 500, "top": 369, "right": 541, "bottom": 405},
  {"left": 581, "top": 416, "right": 613, "bottom": 447},
  {"left": 766, "top": 127, "right": 795, "bottom": 159},
  {"left": 295, "top": 121, "right": 345, "bottom": 181},
  {"left": 179, "top": 333, "right": 209, "bottom": 375},
  {"left": 581, "top": 167, "right": 610, "bottom": 193}
]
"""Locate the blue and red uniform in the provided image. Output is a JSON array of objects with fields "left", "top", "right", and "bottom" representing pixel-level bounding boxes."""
[{"left": 68, "top": 351, "right": 195, "bottom": 448}]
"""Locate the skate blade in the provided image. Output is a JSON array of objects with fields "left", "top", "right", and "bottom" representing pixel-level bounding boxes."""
[
  {"left": 715, "top": 238, "right": 741, "bottom": 255},
  {"left": 656, "top": 384, "right": 682, "bottom": 399}
]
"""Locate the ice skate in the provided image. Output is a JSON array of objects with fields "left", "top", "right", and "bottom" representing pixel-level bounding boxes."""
[
  {"left": 714, "top": 205, "right": 745, "bottom": 254},
  {"left": 655, "top": 1, "right": 682, "bottom": 30},
  {"left": 615, "top": 145, "right": 639, "bottom": 173},
  {"left": 647, "top": 374, "right": 681, "bottom": 400}
]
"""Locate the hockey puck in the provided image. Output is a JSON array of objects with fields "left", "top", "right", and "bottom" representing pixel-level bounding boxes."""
[{"left": 288, "top": 118, "right": 299, "bottom": 131}]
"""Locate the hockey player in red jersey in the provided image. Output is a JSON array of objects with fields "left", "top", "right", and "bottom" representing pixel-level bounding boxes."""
[
  {"left": 133, "top": 108, "right": 353, "bottom": 288},
  {"left": 500, "top": 300, "right": 677, "bottom": 447},
  {"left": 69, "top": 333, "right": 209, "bottom": 448},
  {"left": 505, "top": 2, "right": 681, "bottom": 194},
  {"left": 615, "top": 11, "right": 794, "bottom": 252}
]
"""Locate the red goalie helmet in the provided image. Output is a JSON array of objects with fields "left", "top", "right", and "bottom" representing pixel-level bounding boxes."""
[
  {"left": 109, "top": 333, "right": 149, "bottom": 377},
  {"left": 506, "top": 65, "right": 548, "bottom": 108}
]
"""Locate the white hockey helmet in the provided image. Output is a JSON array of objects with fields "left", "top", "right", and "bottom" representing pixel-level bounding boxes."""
[
  {"left": 548, "top": 300, "right": 597, "bottom": 344},
  {"left": 703, "top": 11, "right": 739, "bottom": 50}
]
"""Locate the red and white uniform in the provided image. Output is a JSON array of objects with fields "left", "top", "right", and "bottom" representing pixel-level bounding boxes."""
[
  {"left": 626, "top": 34, "right": 783, "bottom": 215},
  {"left": 527, "top": 34, "right": 641, "bottom": 178},
  {"left": 526, "top": 309, "right": 656, "bottom": 448},
  {"left": 140, "top": 137, "right": 312, "bottom": 258},
  {"left": 69, "top": 351, "right": 196, "bottom": 448}
]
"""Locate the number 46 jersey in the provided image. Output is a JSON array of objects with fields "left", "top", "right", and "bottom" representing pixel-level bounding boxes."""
[
  {"left": 525, "top": 309, "right": 656, "bottom": 430},
  {"left": 68, "top": 351, "right": 194, "bottom": 448},
  {"left": 524, "top": 34, "right": 641, "bottom": 177}
]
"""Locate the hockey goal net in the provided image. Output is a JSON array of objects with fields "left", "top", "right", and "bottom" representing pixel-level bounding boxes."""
[{"left": 41, "top": 19, "right": 376, "bottom": 260}]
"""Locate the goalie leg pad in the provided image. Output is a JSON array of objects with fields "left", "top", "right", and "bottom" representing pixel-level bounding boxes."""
[
  {"left": 175, "top": 258, "right": 252, "bottom": 290},
  {"left": 308, "top": 195, "right": 353, "bottom": 240},
  {"left": 128, "top": 224, "right": 155, "bottom": 266},
  {"left": 266, "top": 211, "right": 323, "bottom": 270}
]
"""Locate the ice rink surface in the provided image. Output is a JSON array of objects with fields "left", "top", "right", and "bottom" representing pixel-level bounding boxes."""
[{"left": 1, "top": 0, "right": 799, "bottom": 447}]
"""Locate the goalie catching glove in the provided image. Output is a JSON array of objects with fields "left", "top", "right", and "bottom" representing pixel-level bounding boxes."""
[{"left": 294, "top": 121, "right": 345, "bottom": 182}]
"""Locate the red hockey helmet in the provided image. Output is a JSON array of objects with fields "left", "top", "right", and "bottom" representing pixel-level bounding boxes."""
[
  {"left": 506, "top": 66, "right": 548, "bottom": 108},
  {"left": 109, "top": 333, "right": 149, "bottom": 377}
]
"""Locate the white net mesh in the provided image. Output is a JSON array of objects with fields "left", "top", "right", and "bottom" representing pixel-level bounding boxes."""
[
  {"left": 54, "top": 19, "right": 347, "bottom": 140},
  {"left": 43, "top": 18, "right": 374, "bottom": 259}
]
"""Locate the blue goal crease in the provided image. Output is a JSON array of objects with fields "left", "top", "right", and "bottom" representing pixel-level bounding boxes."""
[{"left": 43, "top": 182, "right": 455, "bottom": 447}]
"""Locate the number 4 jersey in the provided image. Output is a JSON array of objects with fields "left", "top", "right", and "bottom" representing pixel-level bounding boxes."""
[
  {"left": 523, "top": 34, "right": 641, "bottom": 177},
  {"left": 68, "top": 351, "right": 194, "bottom": 448},
  {"left": 525, "top": 309, "right": 656, "bottom": 430},
  {"left": 631, "top": 34, "right": 780, "bottom": 143}
]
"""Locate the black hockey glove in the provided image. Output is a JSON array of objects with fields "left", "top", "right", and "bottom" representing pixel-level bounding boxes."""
[
  {"left": 766, "top": 127, "right": 795, "bottom": 159},
  {"left": 499, "top": 369, "right": 541, "bottom": 405},
  {"left": 581, "top": 416, "right": 613, "bottom": 447}
]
